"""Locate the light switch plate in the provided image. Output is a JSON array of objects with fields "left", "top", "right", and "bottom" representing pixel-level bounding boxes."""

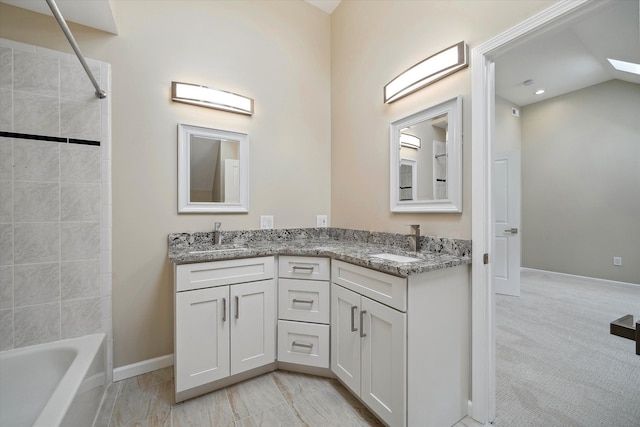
[
  {"left": 613, "top": 256, "right": 622, "bottom": 266},
  {"left": 316, "top": 215, "right": 328, "bottom": 228},
  {"left": 260, "top": 215, "right": 274, "bottom": 230}
]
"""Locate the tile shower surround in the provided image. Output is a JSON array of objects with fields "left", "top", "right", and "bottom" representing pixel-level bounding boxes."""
[{"left": 0, "top": 38, "right": 113, "bottom": 380}]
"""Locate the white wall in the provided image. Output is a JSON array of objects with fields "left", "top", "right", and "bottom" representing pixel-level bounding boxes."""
[{"left": 521, "top": 80, "right": 640, "bottom": 284}]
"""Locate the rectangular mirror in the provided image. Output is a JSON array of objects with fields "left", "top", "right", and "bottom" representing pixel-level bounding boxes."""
[
  {"left": 178, "top": 123, "right": 249, "bottom": 213},
  {"left": 390, "top": 95, "right": 462, "bottom": 213}
]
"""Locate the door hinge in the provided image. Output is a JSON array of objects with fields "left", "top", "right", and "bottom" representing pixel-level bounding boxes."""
[{"left": 483, "top": 253, "right": 489, "bottom": 264}]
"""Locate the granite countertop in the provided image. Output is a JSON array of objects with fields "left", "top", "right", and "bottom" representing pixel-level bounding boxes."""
[{"left": 168, "top": 228, "right": 471, "bottom": 277}]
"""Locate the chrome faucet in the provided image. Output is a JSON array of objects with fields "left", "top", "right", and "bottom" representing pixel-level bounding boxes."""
[
  {"left": 213, "top": 222, "right": 222, "bottom": 245},
  {"left": 408, "top": 224, "right": 420, "bottom": 252}
]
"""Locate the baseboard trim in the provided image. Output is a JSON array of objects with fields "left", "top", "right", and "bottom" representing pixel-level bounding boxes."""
[
  {"left": 113, "top": 354, "right": 174, "bottom": 382},
  {"left": 521, "top": 268, "right": 639, "bottom": 289}
]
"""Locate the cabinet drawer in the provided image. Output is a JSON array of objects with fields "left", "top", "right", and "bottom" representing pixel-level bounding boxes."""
[
  {"left": 176, "top": 256, "right": 275, "bottom": 292},
  {"left": 278, "top": 256, "right": 330, "bottom": 281},
  {"left": 278, "top": 278, "right": 329, "bottom": 324},
  {"left": 331, "top": 260, "right": 407, "bottom": 312},
  {"left": 277, "top": 320, "right": 329, "bottom": 368}
]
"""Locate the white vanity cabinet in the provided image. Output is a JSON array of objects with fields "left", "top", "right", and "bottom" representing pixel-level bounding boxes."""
[
  {"left": 174, "top": 257, "right": 276, "bottom": 402},
  {"left": 277, "top": 256, "right": 330, "bottom": 368},
  {"left": 331, "top": 260, "right": 470, "bottom": 427},
  {"left": 331, "top": 262, "right": 407, "bottom": 427}
]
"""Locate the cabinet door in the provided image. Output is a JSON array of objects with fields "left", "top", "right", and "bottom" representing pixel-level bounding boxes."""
[
  {"left": 361, "top": 296, "right": 407, "bottom": 427},
  {"left": 175, "top": 286, "right": 230, "bottom": 393},
  {"left": 230, "top": 279, "right": 276, "bottom": 375},
  {"left": 330, "top": 283, "right": 361, "bottom": 395}
]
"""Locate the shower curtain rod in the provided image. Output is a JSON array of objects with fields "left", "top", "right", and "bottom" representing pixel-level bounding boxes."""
[{"left": 45, "top": 0, "right": 107, "bottom": 99}]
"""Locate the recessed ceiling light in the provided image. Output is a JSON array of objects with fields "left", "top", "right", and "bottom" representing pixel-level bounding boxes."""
[
  {"left": 607, "top": 58, "right": 640, "bottom": 76},
  {"left": 534, "top": 89, "right": 545, "bottom": 95}
]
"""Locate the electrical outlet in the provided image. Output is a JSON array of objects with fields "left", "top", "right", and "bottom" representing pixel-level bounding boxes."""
[
  {"left": 316, "top": 215, "right": 328, "bottom": 228},
  {"left": 613, "top": 257, "right": 622, "bottom": 266},
  {"left": 260, "top": 215, "right": 274, "bottom": 230}
]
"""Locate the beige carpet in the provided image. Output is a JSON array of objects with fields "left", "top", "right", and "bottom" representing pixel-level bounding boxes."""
[{"left": 495, "top": 269, "right": 640, "bottom": 427}]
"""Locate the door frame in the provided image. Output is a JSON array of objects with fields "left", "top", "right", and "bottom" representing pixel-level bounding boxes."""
[{"left": 470, "top": 0, "right": 610, "bottom": 423}]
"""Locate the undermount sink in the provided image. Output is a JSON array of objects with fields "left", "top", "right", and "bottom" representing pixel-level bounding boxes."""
[
  {"left": 370, "top": 253, "right": 421, "bottom": 263},
  {"left": 189, "top": 247, "right": 249, "bottom": 255}
]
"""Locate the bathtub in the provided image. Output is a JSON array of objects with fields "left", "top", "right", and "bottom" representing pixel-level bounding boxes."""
[{"left": 0, "top": 333, "right": 106, "bottom": 427}]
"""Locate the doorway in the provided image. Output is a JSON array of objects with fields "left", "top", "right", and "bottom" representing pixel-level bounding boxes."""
[{"left": 469, "top": 0, "right": 626, "bottom": 423}]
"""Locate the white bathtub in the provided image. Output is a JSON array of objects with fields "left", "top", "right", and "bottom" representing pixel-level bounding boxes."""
[{"left": 0, "top": 333, "right": 106, "bottom": 427}]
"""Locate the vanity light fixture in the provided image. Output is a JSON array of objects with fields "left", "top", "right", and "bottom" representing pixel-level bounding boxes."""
[
  {"left": 400, "top": 133, "right": 421, "bottom": 149},
  {"left": 171, "top": 81, "right": 254, "bottom": 115},
  {"left": 384, "top": 41, "right": 468, "bottom": 103}
]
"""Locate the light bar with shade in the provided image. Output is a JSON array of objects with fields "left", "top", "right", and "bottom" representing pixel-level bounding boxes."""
[
  {"left": 384, "top": 41, "right": 468, "bottom": 103},
  {"left": 400, "top": 133, "right": 421, "bottom": 149},
  {"left": 171, "top": 81, "right": 254, "bottom": 115}
]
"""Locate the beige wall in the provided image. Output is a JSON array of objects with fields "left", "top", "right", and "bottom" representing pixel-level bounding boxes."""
[
  {"left": 0, "top": 1, "right": 331, "bottom": 367},
  {"left": 521, "top": 80, "right": 640, "bottom": 284},
  {"left": 0, "top": 0, "right": 560, "bottom": 368},
  {"left": 330, "top": 0, "right": 555, "bottom": 239}
]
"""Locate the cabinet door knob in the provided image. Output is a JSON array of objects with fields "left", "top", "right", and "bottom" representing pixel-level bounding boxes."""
[
  {"left": 222, "top": 297, "right": 226, "bottom": 322},
  {"left": 351, "top": 306, "right": 358, "bottom": 332},
  {"left": 360, "top": 310, "right": 367, "bottom": 338},
  {"left": 235, "top": 296, "right": 240, "bottom": 319},
  {"left": 292, "top": 298, "right": 314, "bottom": 304},
  {"left": 292, "top": 265, "right": 314, "bottom": 273}
]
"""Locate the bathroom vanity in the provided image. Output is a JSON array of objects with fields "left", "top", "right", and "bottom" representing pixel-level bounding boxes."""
[{"left": 169, "top": 228, "right": 471, "bottom": 427}]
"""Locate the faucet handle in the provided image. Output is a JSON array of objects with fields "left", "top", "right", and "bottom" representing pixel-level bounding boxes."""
[
  {"left": 214, "top": 222, "right": 221, "bottom": 231},
  {"left": 408, "top": 224, "right": 420, "bottom": 232}
]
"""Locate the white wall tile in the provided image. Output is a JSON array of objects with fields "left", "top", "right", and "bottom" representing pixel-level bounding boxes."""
[
  {"left": 14, "top": 302, "right": 60, "bottom": 347},
  {"left": 61, "top": 297, "right": 101, "bottom": 339},
  {"left": 0, "top": 138, "right": 13, "bottom": 181},
  {"left": 0, "top": 308, "right": 13, "bottom": 350},
  {"left": 13, "top": 139, "right": 59, "bottom": 181},
  {"left": 60, "top": 58, "right": 100, "bottom": 102},
  {"left": 0, "top": 266, "right": 13, "bottom": 310},
  {"left": 101, "top": 273, "right": 112, "bottom": 296},
  {"left": 61, "top": 221, "right": 100, "bottom": 261},
  {"left": 14, "top": 262, "right": 60, "bottom": 307},
  {"left": 0, "top": 224, "right": 12, "bottom": 266},
  {"left": 13, "top": 91, "right": 59, "bottom": 136},
  {"left": 13, "top": 50, "right": 59, "bottom": 98},
  {"left": 61, "top": 259, "right": 101, "bottom": 300},
  {"left": 0, "top": 181, "right": 12, "bottom": 223},
  {"left": 14, "top": 222, "right": 60, "bottom": 264},
  {"left": 61, "top": 182, "right": 100, "bottom": 221},
  {"left": 0, "top": 47, "right": 13, "bottom": 90},
  {"left": 13, "top": 181, "right": 60, "bottom": 222},
  {"left": 0, "top": 89, "right": 12, "bottom": 130},
  {"left": 60, "top": 144, "right": 101, "bottom": 183},
  {"left": 61, "top": 99, "right": 101, "bottom": 141}
]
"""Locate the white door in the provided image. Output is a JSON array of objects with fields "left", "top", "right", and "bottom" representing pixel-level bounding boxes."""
[
  {"left": 230, "top": 279, "right": 276, "bottom": 375},
  {"left": 361, "top": 296, "right": 407, "bottom": 427},
  {"left": 330, "top": 283, "right": 361, "bottom": 395},
  {"left": 175, "top": 286, "right": 230, "bottom": 392},
  {"left": 493, "top": 151, "right": 521, "bottom": 296}
]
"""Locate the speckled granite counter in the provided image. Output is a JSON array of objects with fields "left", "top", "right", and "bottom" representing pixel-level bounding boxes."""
[{"left": 168, "top": 228, "right": 471, "bottom": 277}]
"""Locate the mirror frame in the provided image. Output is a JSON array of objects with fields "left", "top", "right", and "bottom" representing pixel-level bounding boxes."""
[
  {"left": 178, "top": 123, "right": 249, "bottom": 213},
  {"left": 390, "top": 95, "right": 462, "bottom": 213}
]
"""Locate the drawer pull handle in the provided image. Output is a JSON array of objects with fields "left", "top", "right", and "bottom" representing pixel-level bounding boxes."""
[
  {"left": 235, "top": 296, "right": 239, "bottom": 319},
  {"left": 351, "top": 306, "right": 358, "bottom": 332},
  {"left": 292, "top": 265, "right": 314, "bottom": 273},
  {"left": 360, "top": 310, "right": 367, "bottom": 338},
  {"left": 222, "top": 298, "right": 226, "bottom": 322},
  {"left": 292, "top": 298, "right": 314, "bottom": 304},
  {"left": 292, "top": 341, "right": 314, "bottom": 349}
]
